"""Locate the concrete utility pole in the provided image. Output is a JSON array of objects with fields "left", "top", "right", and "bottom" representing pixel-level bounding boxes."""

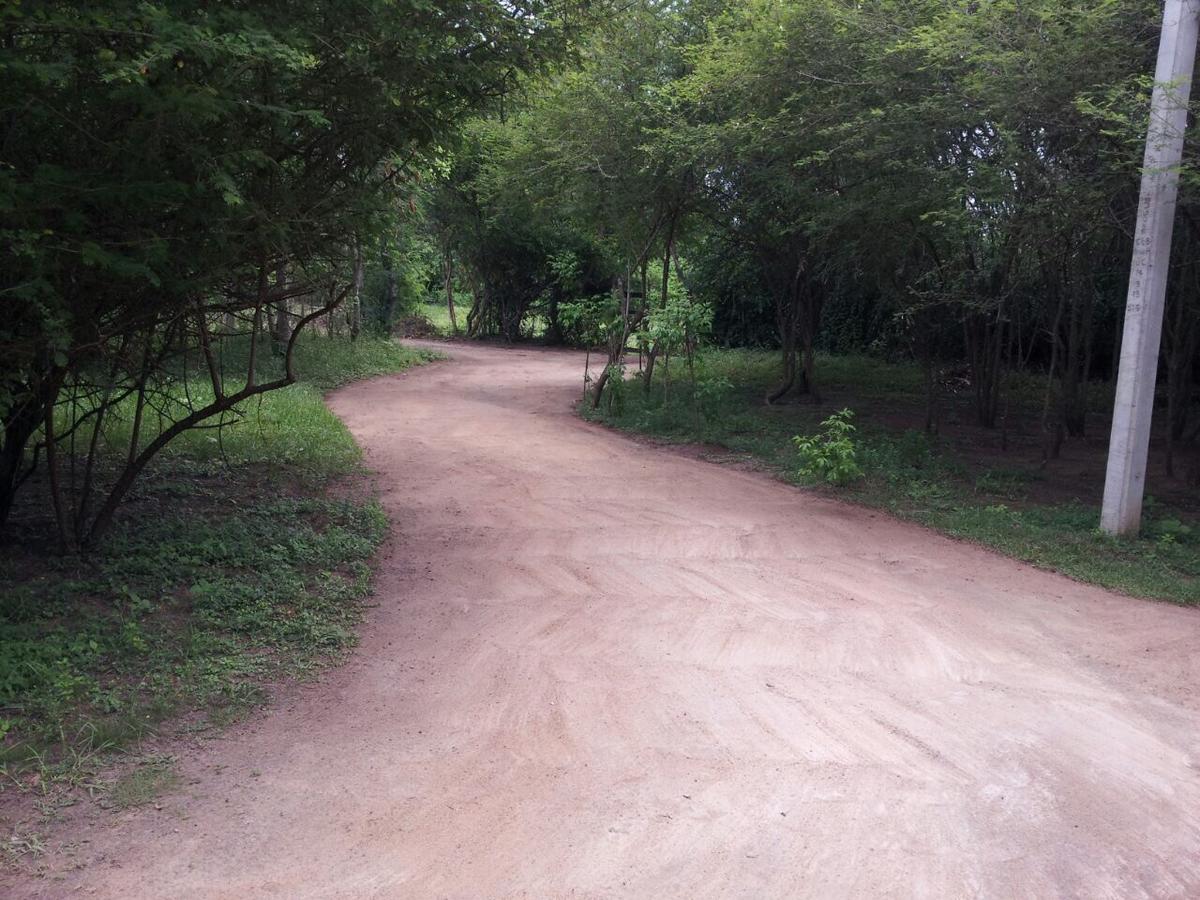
[{"left": 1101, "top": 0, "right": 1200, "bottom": 536}]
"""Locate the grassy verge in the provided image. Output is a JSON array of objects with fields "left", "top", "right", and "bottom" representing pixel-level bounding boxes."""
[
  {"left": 0, "top": 336, "right": 432, "bottom": 805},
  {"left": 585, "top": 347, "right": 1200, "bottom": 605}
]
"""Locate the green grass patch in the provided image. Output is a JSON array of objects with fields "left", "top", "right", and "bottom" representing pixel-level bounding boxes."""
[
  {"left": 415, "top": 298, "right": 551, "bottom": 340},
  {"left": 55, "top": 334, "right": 436, "bottom": 477},
  {"left": 104, "top": 754, "right": 180, "bottom": 809},
  {"left": 0, "top": 335, "right": 426, "bottom": 789},
  {"left": 418, "top": 298, "right": 463, "bottom": 337},
  {"left": 586, "top": 347, "right": 1200, "bottom": 605},
  {"left": 0, "top": 469, "right": 389, "bottom": 776}
]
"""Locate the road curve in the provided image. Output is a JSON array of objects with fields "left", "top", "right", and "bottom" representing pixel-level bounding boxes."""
[{"left": 8, "top": 341, "right": 1200, "bottom": 898}]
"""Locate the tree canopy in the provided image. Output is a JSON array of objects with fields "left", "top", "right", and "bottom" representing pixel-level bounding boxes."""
[
  {"left": 1, "top": 0, "right": 586, "bottom": 544},
  {"left": 4, "top": 0, "right": 1199, "bottom": 544},
  {"left": 424, "top": 0, "right": 1198, "bottom": 475}
]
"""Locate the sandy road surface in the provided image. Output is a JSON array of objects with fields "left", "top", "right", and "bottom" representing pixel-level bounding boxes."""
[{"left": 7, "top": 341, "right": 1200, "bottom": 899}]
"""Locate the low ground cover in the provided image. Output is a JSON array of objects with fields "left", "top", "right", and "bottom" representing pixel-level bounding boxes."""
[
  {"left": 586, "top": 348, "right": 1200, "bottom": 604},
  {"left": 0, "top": 337, "right": 432, "bottom": 804}
]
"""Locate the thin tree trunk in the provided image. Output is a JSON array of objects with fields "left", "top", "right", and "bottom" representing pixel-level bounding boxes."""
[
  {"left": 444, "top": 253, "right": 459, "bottom": 335},
  {"left": 272, "top": 261, "right": 289, "bottom": 354},
  {"left": 0, "top": 391, "right": 46, "bottom": 533},
  {"left": 1041, "top": 284, "right": 1066, "bottom": 464},
  {"left": 380, "top": 249, "right": 397, "bottom": 331},
  {"left": 643, "top": 233, "right": 674, "bottom": 392},
  {"left": 42, "top": 371, "right": 71, "bottom": 551},
  {"left": 767, "top": 330, "right": 798, "bottom": 405},
  {"left": 350, "top": 242, "right": 363, "bottom": 341}
]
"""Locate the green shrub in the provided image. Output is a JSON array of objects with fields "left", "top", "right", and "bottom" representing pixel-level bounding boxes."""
[
  {"left": 694, "top": 375, "right": 734, "bottom": 416},
  {"left": 793, "top": 408, "right": 864, "bottom": 485},
  {"left": 604, "top": 363, "right": 628, "bottom": 414}
]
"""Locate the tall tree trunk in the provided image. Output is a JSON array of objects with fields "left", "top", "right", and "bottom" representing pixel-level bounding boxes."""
[
  {"left": 380, "top": 248, "right": 397, "bottom": 331},
  {"left": 766, "top": 254, "right": 805, "bottom": 404},
  {"left": 923, "top": 354, "right": 938, "bottom": 434},
  {"left": 767, "top": 325, "right": 798, "bottom": 404},
  {"left": 643, "top": 234, "right": 674, "bottom": 392},
  {"left": 444, "top": 252, "right": 459, "bottom": 335},
  {"left": 1060, "top": 283, "right": 1094, "bottom": 438},
  {"left": 272, "top": 261, "right": 289, "bottom": 354},
  {"left": 964, "top": 305, "right": 1006, "bottom": 429},
  {"left": 1164, "top": 275, "right": 1200, "bottom": 477},
  {"left": 797, "top": 281, "right": 821, "bottom": 402},
  {"left": 591, "top": 276, "right": 638, "bottom": 409},
  {"left": 349, "top": 241, "right": 363, "bottom": 341},
  {"left": 0, "top": 387, "right": 48, "bottom": 534},
  {"left": 1041, "top": 282, "right": 1066, "bottom": 464}
]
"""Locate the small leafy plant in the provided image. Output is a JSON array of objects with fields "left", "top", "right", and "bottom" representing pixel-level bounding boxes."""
[
  {"left": 793, "top": 408, "right": 864, "bottom": 485},
  {"left": 694, "top": 375, "right": 734, "bottom": 416},
  {"left": 604, "top": 362, "right": 628, "bottom": 413}
]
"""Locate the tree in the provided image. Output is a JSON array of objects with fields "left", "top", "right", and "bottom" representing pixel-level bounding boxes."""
[{"left": 0, "top": 0, "right": 584, "bottom": 545}]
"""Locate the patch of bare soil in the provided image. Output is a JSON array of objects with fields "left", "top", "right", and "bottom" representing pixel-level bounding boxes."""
[{"left": 5, "top": 341, "right": 1198, "bottom": 898}]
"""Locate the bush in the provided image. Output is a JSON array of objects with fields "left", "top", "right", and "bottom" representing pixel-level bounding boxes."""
[
  {"left": 793, "top": 408, "right": 864, "bottom": 485},
  {"left": 694, "top": 375, "right": 735, "bottom": 416}
]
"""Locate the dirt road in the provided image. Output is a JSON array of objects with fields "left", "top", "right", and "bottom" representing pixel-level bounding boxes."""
[{"left": 9, "top": 341, "right": 1200, "bottom": 898}]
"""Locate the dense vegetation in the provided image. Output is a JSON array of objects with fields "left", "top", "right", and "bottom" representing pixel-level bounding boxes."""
[
  {"left": 0, "top": 337, "right": 430, "bottom": 799},
  {"left": 7, "top": 1, "right": 1196, "bottom": 553},
  {"left": 0, "top": 0, "right": 583, "bottom": 547},
  {"left": 420, "top": 0, "right": 1199, "bottom": 489},
  {"left": 0, "top": 1, "right": 575, "bottom": 798}
]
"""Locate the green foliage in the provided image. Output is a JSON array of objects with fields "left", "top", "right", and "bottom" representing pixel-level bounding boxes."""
[
  {"left": 560, "top": 294, "right": 625, "bottom": 347},
  {"left": 436, "top": 0, "right": 1200, "bottom": 460},
  {"left": 363, "top": 229, "right": 439, "bottom": 330},
  {"left": 603, "top": 363, "right": 629, "bottom": 414},
  {"left": 1, "top": 0, "right": 583, "bottom": 540},
  {"left": 694, "top": 375, "right": 734, "bottom": 416},
  {"left": 0, "top": 336, "right": 423, "bottom": 773},
  {"left": 428, "top": 1, "right": 696, "bottom": 342},
  {"left": 793, "top": 410, "right": 864, "bottom": 486},
  {"left": 638, "top": 276, "right": 713, "bottom": 361},
  {"left": 1146, "top": 516, "right": 1196, "bottom": 546},
  {"left": 0, "top": 491, "right": 387, "bottom": 767},
  {"left": 588, "top": 345, "right": 1200, "bottom": 605}
]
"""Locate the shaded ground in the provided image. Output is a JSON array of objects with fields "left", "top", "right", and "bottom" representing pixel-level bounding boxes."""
[
  {"left": 4, "top": 341, "right": 1199, "bottom": 898},
  {"left": 706, "top": 350, "right": 1198, "bottom": 514}
]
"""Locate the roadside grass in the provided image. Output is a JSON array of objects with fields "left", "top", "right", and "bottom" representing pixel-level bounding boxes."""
[
  {"left": 585, "top": 347, "right": 1200, "bottom": 605},
  {"left": 104, "top": 754, "right": 179, "bottom": 810},
  {"left": 0, "top": 335, "right": 427, "bottom": 802},
  {"left": 64, "top": 332, "right": 437, "bottom": 475}
]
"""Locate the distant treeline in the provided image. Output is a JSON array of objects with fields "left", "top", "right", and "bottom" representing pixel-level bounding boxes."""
[{"left": 418, "top": 0, "right": 1199, "bottom": 475}]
